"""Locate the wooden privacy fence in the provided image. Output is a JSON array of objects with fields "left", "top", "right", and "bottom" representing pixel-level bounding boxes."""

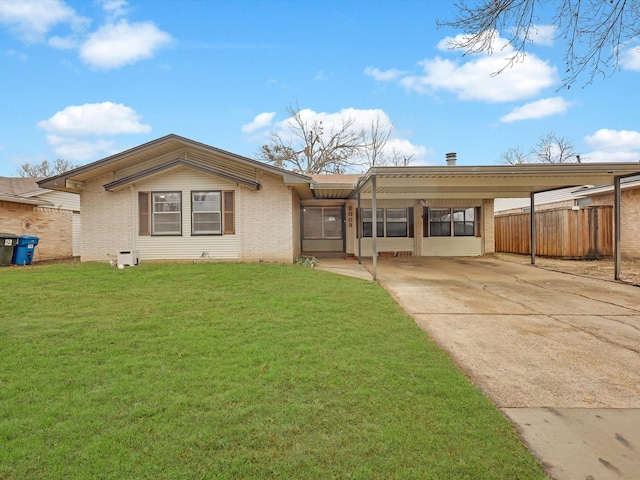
[{"left": 495, "top": 206, "right": 613, "bottom": 258}]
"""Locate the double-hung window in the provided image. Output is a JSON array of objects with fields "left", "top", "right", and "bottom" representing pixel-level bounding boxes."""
[
  {"left": 361, "top": 208, "right": 384, "bottom": 237},
  {"left": 152, "top": 192, "right": 182, "bottom": 235},
  {"left": 361, "top": 208, "right": 412, "bottom": 237},
  {"left": 192, "top": 191, "right": 222, "bottom": 235},
  {"left": 426, "top": 207, "right": 479, "bottom": 237}
]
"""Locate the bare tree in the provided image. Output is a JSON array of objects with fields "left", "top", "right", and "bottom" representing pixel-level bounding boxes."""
[
  {"left": 361, "top": 117, "right": 415, "bottom": 168},
  {"left": 499, "top": 145, "right": 531, "bottom": 164},
  {"left": 499, "top": 132, "right": 579, "bottom": 164},
  {"left": 438, "top": 0, "right": 640, "bottom": 88},
  {"left": 535, "top": 132, "right": 577, "bottom": 163},
  {"left": 17, "top": 159, "right": 77, "bottom": 177},
  {"left": 258, "top": 104, "right": 364, "bottom": 174},
  {"left": 362, "top": 115, "right": 393, "bottom": 168}
]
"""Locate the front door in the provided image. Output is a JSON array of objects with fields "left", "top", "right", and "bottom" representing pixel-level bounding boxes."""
[{"left": 301, "top": 205, "right": 345, "bottom": 253}]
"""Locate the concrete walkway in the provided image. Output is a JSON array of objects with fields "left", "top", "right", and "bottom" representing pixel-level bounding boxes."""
[{"left": 316, "top": 256, "right": 640, "bottom": 480}]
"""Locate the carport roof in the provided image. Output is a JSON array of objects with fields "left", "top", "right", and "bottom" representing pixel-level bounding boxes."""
[{"left": 349, "top": 164, "right": 640, "bottom": 200}]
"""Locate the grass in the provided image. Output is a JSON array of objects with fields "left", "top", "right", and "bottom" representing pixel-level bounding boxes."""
[{"left": 0, "top": 262, "right": 547, "bottom": 479}]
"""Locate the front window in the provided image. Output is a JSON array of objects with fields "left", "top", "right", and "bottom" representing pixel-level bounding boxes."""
[
  {"left": 192, "top": 191, "right": 222, "bottom": 235},
  {"left": 427, "top": 207, "right": 477, "bottom": 237},
  {"left": 362, "top": 208, "right": 384, "bottom": 237},
  {"left": 429, "top": 208, "right": 451, "bottom": 237},
  {"left": 386, "top": 208, "right": 408, "bottom": 237},
  {"left": 152, "top": 192, "right": 181, "bottom": 235},
  {"left": 453, "top": 208, "right": 475, "bottom": 236}
]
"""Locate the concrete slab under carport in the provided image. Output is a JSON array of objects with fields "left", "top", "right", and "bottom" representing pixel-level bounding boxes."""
[{"left": 319, "top": 256, "right": 640, "bottom": 480}]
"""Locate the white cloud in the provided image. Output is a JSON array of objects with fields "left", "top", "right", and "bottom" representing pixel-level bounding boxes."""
[
  {"left": 100, "top": 0, "right": 129, "bottom": 21},
  {"left": 79, "top": 20, "right": 173, "bottom": 69},
  {"left": 45, "top": 134, "right": 117, "bottom": 162},
  {"left": 500, "top": 97, "right": 573, "bottom": 122},
  {"left": 374, "top": 32, "right": 556, "bottom": 103},
  {"left": 38, "top": 102, "right": 151, "bottom": 136},
  {"left": 37, "top": 101, "right": 151, "bottom": 162},
  {"left": 250, "top": 107, "right": 428, "bottom": 164},
  {"left": 0, "top": 0, "right": 89, "bottom": 43},
  {"left": 364, "top": 67, "right": 405, "bottom": 81},
  {"left": 524, "top": 24, "right": 556, "bottom": 46},
  {"left": 583, "top": 128, "right": 640, "bottom": 163},
  {"left": 241, "top": 112, "right": 276, "bottom": 133},
  {"left": 620, "top": 45, "right": 640, "bottom": 71},
  {"left": 584, "top": 129, "right": 640, "bottom": 151},
  {"left": 48, "top": 35, "right": 78, "bottom": 49}
]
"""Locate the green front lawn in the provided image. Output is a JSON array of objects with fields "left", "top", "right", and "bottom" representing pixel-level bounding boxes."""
[{"left": 0, "top": 262, "right": 547, "bottom": 479}]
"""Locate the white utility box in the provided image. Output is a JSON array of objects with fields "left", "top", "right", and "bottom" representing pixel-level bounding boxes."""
[{"left": 117, "top": 250, "right": 140, "bottom": 266}]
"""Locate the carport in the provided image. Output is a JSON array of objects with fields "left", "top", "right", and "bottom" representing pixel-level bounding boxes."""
[{"left": 349, "top": 162, "right": 640, "bottom": 280}]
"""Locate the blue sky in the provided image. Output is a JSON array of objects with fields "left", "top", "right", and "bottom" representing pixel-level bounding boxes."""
[{"left": 1, "top": 0, "right": 639, "bottom": 176}]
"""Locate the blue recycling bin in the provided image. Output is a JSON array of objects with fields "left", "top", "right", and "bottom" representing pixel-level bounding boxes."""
[{"left": 12, "top": 235, "right": 39, "bottom": 265}]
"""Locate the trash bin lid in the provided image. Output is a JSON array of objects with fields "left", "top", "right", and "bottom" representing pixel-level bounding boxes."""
[
  {"left": 0, "top": 233, "right": 19, "bottom": 239},
  {"left": 19, "top": 235, "right": 39, "bottom": 241}
]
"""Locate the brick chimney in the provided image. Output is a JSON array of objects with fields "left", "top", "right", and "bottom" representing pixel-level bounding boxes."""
[{"left": 446, "top": 152, "right": 457, "bottom": 166}]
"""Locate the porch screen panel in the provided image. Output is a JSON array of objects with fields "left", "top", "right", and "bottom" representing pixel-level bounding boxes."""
[
  {"left": 322, "top": 207, "right": 342, "bottom": 239},
  {"left": 304, "top": 207, "right": 342, "bottom": 239},
  {"left": 303, "top": 207, "right": 323, "bottom": 238}
]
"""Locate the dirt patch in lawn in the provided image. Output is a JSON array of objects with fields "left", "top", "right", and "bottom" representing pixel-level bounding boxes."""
[{"left": 494, "top": 253, "right": 640, "bottom": 286}]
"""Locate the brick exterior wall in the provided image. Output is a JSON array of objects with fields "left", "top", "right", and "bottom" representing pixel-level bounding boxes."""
[
  {"left": 80, "top": 174, "right": 133, "bottom": 262},
  {"left": 0, "top": 200, "right": 73, "bottom": 261},
  {"left": 589, "top": 187, "right": 640, "bottom": 259},
  {"left": 483, "top": 198, "right": 495, "bottom": 254},
  {"left": 238, "top": 171, "right": 296, "bottom": 262}
]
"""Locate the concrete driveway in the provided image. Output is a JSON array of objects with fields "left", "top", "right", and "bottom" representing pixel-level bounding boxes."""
[{"left": 318, "top": 256, "right": 640, "bottom": 480}]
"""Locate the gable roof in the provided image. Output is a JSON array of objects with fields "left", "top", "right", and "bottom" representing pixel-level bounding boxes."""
[
  {"left": 38, "top": 134, "right": 314, "bottom": 197},
  {"left": 0, "top": 176, "right": 54, "bottom": 206}
]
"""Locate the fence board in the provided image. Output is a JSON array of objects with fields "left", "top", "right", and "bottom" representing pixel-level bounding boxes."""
[{"left": 495, "top": 206, "right": 612, "bottom": 258}]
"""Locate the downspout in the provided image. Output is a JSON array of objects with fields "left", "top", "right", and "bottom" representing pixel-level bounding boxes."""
[
  {"left": 614, "top": 176, "right": 621, "bottom": 280},
  {"left": 357, "top": 193, "right": 362, "bottom": 265},
  {"left": 371, "top": 175, "right": 378, "bottom": 281},
  {"left": 530, "top": 192, "right": 536, "bottom": 265},
  {"left": 131, "top": 185, "right": 136, "bottom": 251}
]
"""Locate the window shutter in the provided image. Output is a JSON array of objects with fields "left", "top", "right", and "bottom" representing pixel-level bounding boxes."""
[
  {"left": 138, "top": 191, "right": 150, "bottom": 236},
  {"left": 475, "top": 206, "right": 482, "bottom": 237},
  {"left": 408, "top": 207, "right": 414, "bottom": 237},
  {"left": 223, "top": 190, "right": 235, "bottom": 234},
  {"left": 423, "top": 207, "right": 430, "bottom": 237}
]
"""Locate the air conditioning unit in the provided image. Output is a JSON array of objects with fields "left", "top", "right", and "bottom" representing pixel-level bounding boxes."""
[{"left": 118, "top": 250, "right": 140, "bottom": 266}]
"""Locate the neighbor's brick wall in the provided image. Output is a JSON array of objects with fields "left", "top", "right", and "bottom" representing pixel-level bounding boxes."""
[
  {"left": 0, "top": 200, "right": 73, "bottom": 261},
  {"left": 483, "top": 198, "right": 495, "bottom": 254},
  {"left": 80, "top": 174, "right": 132, "bottom": 262},
  {"left": 589, "top": 187, "right": 640, "bottom": 259},
  {"left": 238, "top": 171, "right": 295, "bottom": 262}
]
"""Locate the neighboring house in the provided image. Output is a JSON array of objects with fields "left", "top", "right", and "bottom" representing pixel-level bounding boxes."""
[
  {"left": 38, "top": 135, "right": 640, "bottom": 265},
  {"left": 0, "top": 176, "right": 80, "bottom": 261}
]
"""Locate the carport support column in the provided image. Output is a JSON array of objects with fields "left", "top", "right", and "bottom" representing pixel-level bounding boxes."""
[
  {"left": 372, "top": 175, "right": 378, "bottom": 281},
  {"left": 614, "top": 176, "right": 621, "bottom": 280},
  {"left": 530, "top": 192, "right": 536, "bottom": 265}
]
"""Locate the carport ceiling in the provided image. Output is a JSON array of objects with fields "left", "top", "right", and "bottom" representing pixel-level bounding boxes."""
[{"left": 350, "top": 164, "right": 640, "bottom": 199}]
